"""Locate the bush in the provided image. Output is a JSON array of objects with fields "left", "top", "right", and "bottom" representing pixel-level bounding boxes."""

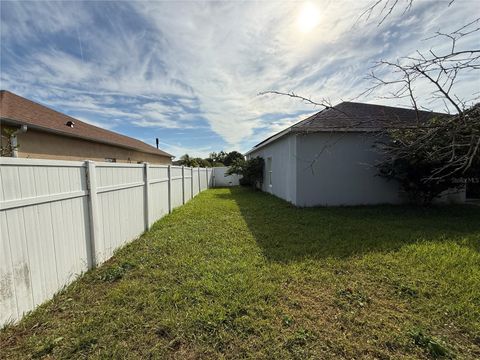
[
  {"left": 227, "top": 157, "right": 264, "bottom": 188},
  {"left": 376, "top": 105, "right": 480, "bottom": 204},
  {"left": 239, "top": 176, "right": 251, "bottom": 186}
]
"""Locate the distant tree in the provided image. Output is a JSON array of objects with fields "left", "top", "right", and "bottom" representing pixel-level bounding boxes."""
[
  {"left": 208, "top": 151, "right": 227, "bottom": 164},
  {"left": 206, "top": 150, "right": 244, "bottom": 166},
  {"left": 224, "top": 151, "right": 245, "bottom": 166},
  {"left": 175, "top": 154, "right": 210, "bottom": 167},
  {"left": 194, "top": 158, "right": 212, "bottom": 168},
  {"left": 176, "top": 154, "right": 194, "bottom": 167},
  {"left": 206, "top": 152, "right": 216, "bottom": 164},
  {"left": 176, "top": 151, "right": 245, "bottom": 168}
]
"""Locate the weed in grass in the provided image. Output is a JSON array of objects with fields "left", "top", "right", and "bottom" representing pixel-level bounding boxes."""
[
  {"left": 97, "top": 262, "right": 135, "bottom": 282},
  {"left": 282, "top": 315, "right": 294, "bottom": 327},
  {"left": 70, "top": 334, "right": 98, "bottom": 354},
  {"left": 395, "top": 283, "right": 419, "bottom": 298},
  {"left": 336, "top": 287, "right": 371, "bottom": 308},
  {"left": 409, "top": 327, "right": 453, "bottom": 359},
  {"left": 155, "top": 324, "right": 172, "bottom": 339},
  {"left": 284, "top": 328, "right": 317, "bottom": 359},
  {"left": 285, "top": 328, "right": 316, "bottom": 348},
  {"left": 32, "top": 336, "right": 63, "bottom": 358}
]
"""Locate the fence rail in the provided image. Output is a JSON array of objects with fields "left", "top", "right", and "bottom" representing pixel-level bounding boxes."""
[{"left": 0, "top": 158, "right": 213, "bottom": 326}]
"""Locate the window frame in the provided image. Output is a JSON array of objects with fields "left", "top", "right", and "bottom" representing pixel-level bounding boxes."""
[{"left": 266, "top": 156, "right": 272, "bottom": 188}]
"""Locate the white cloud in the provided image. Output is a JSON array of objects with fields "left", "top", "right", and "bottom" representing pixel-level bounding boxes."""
[
  {"left": 74, "top": 116, "right": 117, "bottom": 130},
  {"left": 155, "top": 140, "right": 215, "bottom": 159},
  {"left": 1, "top": 0, "right": 478, "bottom": 150},
  {"left": 131, "top": 102, "right": 205, "bottom": 129}
]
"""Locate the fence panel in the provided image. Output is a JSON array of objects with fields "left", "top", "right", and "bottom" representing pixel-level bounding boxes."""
[
  {"left": 170, "top": 166, "right": 183, "bottom": 209},
  {"left": 192, "top": 168, "right": 199, "bottom": 196},
  {"left": 95, "top": 164, "right": 145, "bottom": 264},
  {"left": 207, "top": 168, "right": 213, "bottom": 187},
  {"left": 0, "top": 159, "right": 90, "bottom": 326},
  {"left": 198, "top": 168, "right": 205, "bottom": 191},
  {"left": 184, "top": 167, "right": 192, "bottom": 203},
  {"left": 0, "top": 158, "right": 212, "bottom": 326},
  {"left": 149, "top": 165, "right": 169, "bottom": 226}
]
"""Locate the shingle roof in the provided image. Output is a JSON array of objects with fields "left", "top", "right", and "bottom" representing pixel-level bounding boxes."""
[
  {"left": 246, "top": 101, "right": 446, "bottom": 155},
  {"left": 0, "top": 90, "right": 173, "bottom": 158},
  {"left": 291, "top": 102, "right": 444, "bottom": 132}
]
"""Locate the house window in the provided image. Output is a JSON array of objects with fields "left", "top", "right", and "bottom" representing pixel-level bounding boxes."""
[
  {"left": 104, "top": 158, "right": 116, "bottom": 163},
  {"left": 266, "top": 157, "right": 272, "bottom": 187}
]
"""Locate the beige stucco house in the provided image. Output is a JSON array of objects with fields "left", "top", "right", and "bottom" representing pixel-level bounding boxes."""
[{"left": 0, "top": 90, "right": 173, "bottom": 164}]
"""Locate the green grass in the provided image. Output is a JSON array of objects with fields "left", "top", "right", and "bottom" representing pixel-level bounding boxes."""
[{"left": 1, "top": 187, "right": 479, "bottom": 359}]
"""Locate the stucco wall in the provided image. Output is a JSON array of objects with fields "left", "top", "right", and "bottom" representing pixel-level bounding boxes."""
[
  {"left": 250, "top": 131, "right": 465, "bottom": 207},
  {"left": 295, "top": 132, "right": 403, "bottom": 206},
  {"left": 14, "top": 129, "right": 171, "bottom": 164},
  {"left": 248, "top": 134, "right": 297, "bottom": 204}
]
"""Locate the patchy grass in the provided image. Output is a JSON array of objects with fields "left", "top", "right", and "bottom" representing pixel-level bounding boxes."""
[{"left": 1, "top": 187, "right": 479, "bottom": 359}]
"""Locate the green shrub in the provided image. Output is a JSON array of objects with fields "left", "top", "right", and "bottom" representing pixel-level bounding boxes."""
[{"left": 227, "top": 157, "right": 264, "bottom": 188}]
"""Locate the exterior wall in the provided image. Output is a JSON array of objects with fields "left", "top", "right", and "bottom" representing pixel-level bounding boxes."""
[
  {"left": 250, "top": 132, "right": 466, "bottom": 207},
  {"left": 248, "top": 134, "right": 297, "bottom": 204},
  {"left": 14, "top": 129, "right": 171, "bottom": 164},
  {"left": 295, "top": 132, "right": 403, "bottom": 206}
]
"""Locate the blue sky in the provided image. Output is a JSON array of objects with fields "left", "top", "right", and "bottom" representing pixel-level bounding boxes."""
[{"left": 1, "top": 1, "right": 478, "bottom": 158}]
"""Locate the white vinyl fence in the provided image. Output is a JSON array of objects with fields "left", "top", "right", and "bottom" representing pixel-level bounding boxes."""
[
  {"left": 0, "top": 157, "right": 213, "bottom": 326},
  {"left": 212, "top": 167, "right": 242, "bottom": 187}
]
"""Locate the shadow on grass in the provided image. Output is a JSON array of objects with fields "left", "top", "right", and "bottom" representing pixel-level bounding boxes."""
[{"left": 214, "top": 187, "right": 480, "bottom": 262}]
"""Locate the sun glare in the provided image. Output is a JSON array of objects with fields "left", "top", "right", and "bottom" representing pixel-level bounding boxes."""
[{"left": 297, "top": 2, "right": 320, "bottom": 34}]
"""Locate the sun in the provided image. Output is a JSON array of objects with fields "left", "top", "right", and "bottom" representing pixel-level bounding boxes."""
[{"left": 297, "top": 2, "right": 320, "bottom": 33}]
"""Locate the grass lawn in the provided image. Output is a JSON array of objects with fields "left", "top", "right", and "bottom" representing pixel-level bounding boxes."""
[{"left": 1, "top": 187, "right": 479, "bottom": 359}]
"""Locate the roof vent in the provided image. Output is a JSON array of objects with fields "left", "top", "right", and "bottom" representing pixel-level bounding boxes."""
[{"left": 66, "top": 120, "right": 75, "bottom": 128}]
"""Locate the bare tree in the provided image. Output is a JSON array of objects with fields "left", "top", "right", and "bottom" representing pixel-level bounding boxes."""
[
  {"left": 364, "top": 13, "right": 480, "bottom": 182},
  {"left": 257, "top": 90, "right": 335, "bottom": 111},
  {"left": 259, "top": 1, "right": 479, "bottom": 193}
]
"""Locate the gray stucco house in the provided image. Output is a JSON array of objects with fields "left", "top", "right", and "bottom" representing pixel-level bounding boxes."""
[{"left": 246, "top": 102, "right": 466, "bottom": 206}]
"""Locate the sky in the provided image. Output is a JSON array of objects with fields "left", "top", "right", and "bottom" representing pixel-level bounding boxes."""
[{"left": 1, "top": 0, "right": 479, "bottom": 158}]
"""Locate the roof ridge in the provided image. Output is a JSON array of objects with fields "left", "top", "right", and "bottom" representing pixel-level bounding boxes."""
[{"left": 335, "top": 100, "right": 443, "bottom": 115}]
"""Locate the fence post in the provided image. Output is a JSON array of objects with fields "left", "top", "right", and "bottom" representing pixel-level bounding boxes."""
[
  {"left": 144, "top": 162, "right": 150, "bottom": 230},
  {"left": 182, "top": 166, "right": 185, "bottom": 204},
  {"left": 206, "top": 168, "right": 209, "bottom": 188},
  {"left": 198, "top": 166, "right": 201, "bottom": 193},
  {"left": 85, "top": 160, "right": 100, "bottom": 269},
  {"left": 168, "top": 165, "right": 172, "bottom": 213},
  {"left": 191, "top": 167, "right": 194, "bottom": 197}
]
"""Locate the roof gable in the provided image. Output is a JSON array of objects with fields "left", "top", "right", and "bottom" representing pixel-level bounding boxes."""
[{"left": 247, "top": 101, "right": 447, "bottom": 154}]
